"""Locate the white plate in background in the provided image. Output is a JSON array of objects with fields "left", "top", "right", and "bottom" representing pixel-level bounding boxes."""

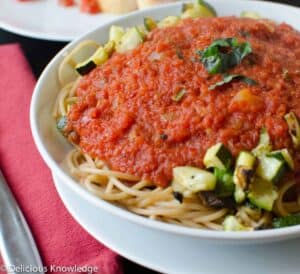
[{"left": 0, "top": 0, "right": 118, "bottom": 41}]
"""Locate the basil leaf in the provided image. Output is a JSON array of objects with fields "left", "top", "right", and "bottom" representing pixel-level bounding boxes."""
[
  {"left": 197, "top": 38, "right": 252, "bottom": 75},
  {"left": 209, "top": 74, "right": 257, "bottom": 90}
]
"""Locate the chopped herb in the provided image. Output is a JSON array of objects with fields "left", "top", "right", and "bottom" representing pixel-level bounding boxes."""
[
  {"left": 197, "top": 38, "right": 252, "bottom": 74},
  {"left": 172, "top": 89, "right": 186, "bottom": 102},
  {"left": 239, "top": 30, "right": 251, "bottom": 38},
  {"left": 176, "top": 49, "right": 184, "bottom": 60},
  {"left": 209, "top": 74, "right": 257, "bottom": 90},
  {"left": 57, "top": 116, "right": 68, "bottom": 131},
  {"left": 160, "top": 134, "right": 168, "bottom": 140},
  {"left": 283, "top": 68, "right": 292, "bottom": 81},
  {"left": 273, "top": 214, "right": 300, "bottom": 228}
]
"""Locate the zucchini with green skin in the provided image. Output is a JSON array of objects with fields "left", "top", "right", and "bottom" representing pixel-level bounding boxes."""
[
  {"left": 182, "top": 3, "right": 193, "bottom": 12},
  {"left": 104, "top": 40, "right": 115, "bottom": 55},
  {"left": 256, "top": 155, "right": 286, "bottom": 183},
  {"left": 75, "top": 44, "right": 113, "bottom": 76},
  {"left": 181, "top": 0, "right": 217, "bottom": 19},
  {"left": 267, "top": 149, "right": 294, "bottom": 170},
  {"left": 223, "top": 216, "right": 253, "bottom": 231},
  {"left": 197, "top": 0, "right": 217, "bottom": 15},
  {"left": 240, "top": 11, "right": 261, "bottom": 19},
  {"left": 214, "top": 168, "right": 235, "bottom": 197},
  {"left": 172, "top": 166, "right": 217, "bottom": 197},
  {"left": 144, "top": 17, "right": 157, "bottom": 31},
  {"left": 285, "top": 112, "right": 300, "bottom": 148},
  {"left": 248, "top": 177, "right": 278, "bottom": 211},
  {"left": 75, "top": 61, "right": 96, "bottom": 76},
  {"left": 233, "top": 151, "right": 256, "bottom": 203},
  {"left": 116, "top": 27, "right": 145, "bottom": 53},
  {"left": 203, "top": 143, "right": 233, "bottom": 170},
  {"left": 252, "top": 127, "right": 272, "bottom": 157},
  {"left": 158, "top": 16, "right": 181, "bottom": 28},
  {"left": 109, "top": 25, "right": 125, "bottom": 45},
  {"left": 273, "top": 215, "right": 300, "bottom": 228}
]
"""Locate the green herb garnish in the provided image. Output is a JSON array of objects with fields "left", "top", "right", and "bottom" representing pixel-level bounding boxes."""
[
  {"left": 239, "top": 30, "right": 251, "bottom": 38},
  {"left": 176, "top": 49, "right": 184, "bottom": 60},
  {"left": 273, "top": 215, "right": 300, "bottom": 228},
  {"left": 283, "top": 68, "right": 292, "bottom": 81},
  {"left": 172, "top": 89, "right": 186, "bottom": 102},
  {"left": 160, "top": 134, "right": 168, "bottom": 140},
  {"left": 57, "top": 116, "right": 68, "bottom": 131},
  {"left": 197, "top": 38, "right": 252, "bottom": 75},
  {"left": 209, "top": 74, "right": 257, "bottom": 90}
]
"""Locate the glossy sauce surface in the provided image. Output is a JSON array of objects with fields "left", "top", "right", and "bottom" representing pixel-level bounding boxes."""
[{"left": 67, "top": 17, "right": 300, "bottom": 186}]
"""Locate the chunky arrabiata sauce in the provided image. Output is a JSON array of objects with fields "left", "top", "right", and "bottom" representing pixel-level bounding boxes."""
[{"left": 67, "top": 17, "right": 300, "bottom": 187}]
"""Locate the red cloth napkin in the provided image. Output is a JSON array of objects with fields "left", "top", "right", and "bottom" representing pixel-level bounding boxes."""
[{"left": 0, "top": 44, "right": 123, "bottom": 274}]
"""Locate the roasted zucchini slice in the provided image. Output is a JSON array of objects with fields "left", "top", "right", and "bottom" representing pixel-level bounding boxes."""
[
  {"left": 233, "top": 151, "right": 256, "bottom": 203},
  {"left": 267, "top": 149, "right": 294, "bottom": 170},
  {"left": 248, "top": 177, "right": 278, "bottom": 211},
  {"left": 256, "top": 155, "right": 286, "bottom": 184},
  {"left": 252, "top": 127, "right": 272, "bottom": 157},
  {"left": 240, "top": 11, "right": 261, "bottom": 19},
  {"left": 172, "top": 166, "right": 217, "bottom": 197},
  {"left": 76, "top": 45, "right": 111, "bottom": 76},
  {"left": 203, "top": 143, "right": 233, "bottom": 170},
  {"left": 144, "top": 17, "right": 157, "bottom": 31},
  {"left": 181, "top": 0, "right": 217, "bottom": 19},
  {"left": 223, "top": 216, "right": 253, "bottom": 231},
  {"left": 158, "top": 16, "right": 181, "bottom": 28},
  {"left": 116, "top": 27, "right": 144, "bottom": 53},
  {"left": 214, "top": 168, "right": 235, "bottom": 197},
  {"left": 58, "top": 40, "right": 100, "bottom": 85},
  {"left": 285, "top": 112, "right": 300, "bottom": 148},
  {"left": 109, "top": 25, "right": 125, "bottom": 45}
]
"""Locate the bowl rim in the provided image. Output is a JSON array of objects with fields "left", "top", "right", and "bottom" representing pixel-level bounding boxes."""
[{"left": 30, "top": 0, "right": 300, "bottom": 241}]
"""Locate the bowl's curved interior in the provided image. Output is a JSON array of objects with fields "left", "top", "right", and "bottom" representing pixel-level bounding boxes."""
[{"left": 30, "top": 0, "right": 300, "bottom": 243}]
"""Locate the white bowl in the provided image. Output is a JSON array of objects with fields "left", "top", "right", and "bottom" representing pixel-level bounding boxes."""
[
  {"left": 30, "top": 0, "right": 300, "bottom": 250},
  {"left": 53, "top": 171, "right": 300, "bottom": 274}
]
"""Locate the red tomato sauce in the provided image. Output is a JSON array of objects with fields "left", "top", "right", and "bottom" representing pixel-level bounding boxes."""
[
  {"left": 58, "top": 0, "right": 75, "bottom": 7},
  {"left": 80, "top": 0, "right": 100, "bottom": 14},
  {"left": 67, "top": 17, "right": 300, "bottom": 187}
]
